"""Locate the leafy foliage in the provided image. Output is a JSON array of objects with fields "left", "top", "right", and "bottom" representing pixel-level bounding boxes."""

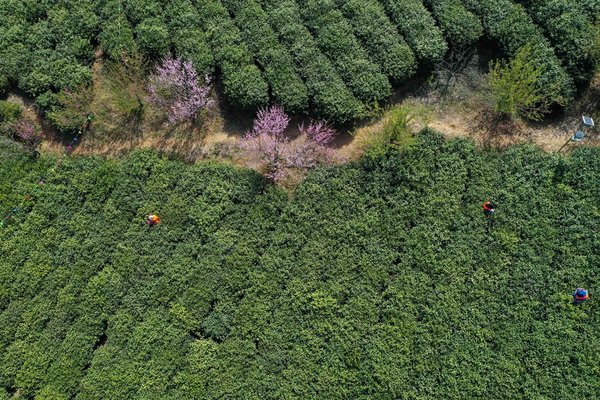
[
  {"left": 46, "top": 86, "right": 94, "bottom": 134},
  {"left": 336, "top": 0, "right": 417, "bottom": 82},
  {"left": 429, "top": 0, "right": 483, "bottom": 48},
  {"left": 0, "top": 101, "right": 21, "bottom": 124},
  {"left": 1, "top": 132, "right": 600, "bottom": 398},
  {"left": 380, "top": 0, "right": 448, "bottom": 64},
  {"left": 524, "top": 0, "right": 597, "bottom": 85},
  {"left": 462, "top": 0, "right": 575, "bottom": 104},
  {"left": 488, "top": 45, "right": 565, "bottom": 121}
]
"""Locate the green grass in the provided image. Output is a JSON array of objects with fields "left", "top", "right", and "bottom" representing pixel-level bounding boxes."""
[{"left": 1, "top": 131, "right": 599, "bottom": 399}]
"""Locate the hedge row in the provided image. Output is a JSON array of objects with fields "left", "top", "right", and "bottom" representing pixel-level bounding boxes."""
[
  {"left": 461, "top": 0, "right": 575, "bottom": 103},
  {"left": 163, "top": 0, "right": 215, "bottom": 75},
  {"left": 335, "top": 0, "right": 417, "bottom": 82},
  {"left": 259, "top": 0, "right": 364, "bottom": 123},
  {"left": 428, "top": 0, "right": 483, "bottom": 48},
  {"left": 195, "top": 0, "right": 270, "bottom": 109},
  {"left": 220, "top": 0, "right": 309, "bottom": 112},
  {"left": 524, "top": 0, "right": 597, "bottom": 85},
  {"left": 295, "top": 0, "right": 391, "bottom": 104},
  {"left": 379, "top": 0, "right": 448, "bottom": 64}
]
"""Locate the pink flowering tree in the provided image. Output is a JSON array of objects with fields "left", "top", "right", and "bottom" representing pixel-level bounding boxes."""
[
  {"left": 240, "top": 105, "right": 291, "bottom": 181},
  {"left": 250, "top": 105, "right": 290, "bottom": 137},
  {"left": 148, "top": 55, "right": 214, "bottom": 125},
  {"left": 12, "top": 118, "right": 42, "bottom": 154},
  {"left": 241, "top": 106, "right": 338, "bottom": 182}
]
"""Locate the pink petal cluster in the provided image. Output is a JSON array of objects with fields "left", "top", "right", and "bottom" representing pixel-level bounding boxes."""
[
  {"left": 13, "top": 119, "right": 40, "bottom": 143},
  {"left": 148, "top": 55, "right": 214, "bottom": 125},
  {"left": 299, "top": 120, "right": 336, "bottom": 145},
  {"left": 241, "top": 106, "right": 338, "bottom": 182},
  {"left": 250, "top": 105, "right": 290, "bottom": 138}
]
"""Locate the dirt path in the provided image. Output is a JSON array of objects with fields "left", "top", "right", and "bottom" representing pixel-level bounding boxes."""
[{"left": 8, "top": 55, "right": 600, "bottom": 163}]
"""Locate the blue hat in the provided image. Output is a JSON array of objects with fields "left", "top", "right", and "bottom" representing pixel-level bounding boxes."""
[{"left": 576, "top": 288, "right": 587, "bottom": 297}]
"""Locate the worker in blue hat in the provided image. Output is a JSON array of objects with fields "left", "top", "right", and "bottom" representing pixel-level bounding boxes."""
[{"left": 573, "top": 288, "right": 589, "bottom": 304}]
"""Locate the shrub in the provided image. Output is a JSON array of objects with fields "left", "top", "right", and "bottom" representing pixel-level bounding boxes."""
[
  {"left": 430, "top": 0, "right": 483, "bottom": 48},
  {"left": 260, "top": 0, "right": 363, "bottom": 123},
  {"left": 165, "top": 0, "right": 215, "bottom": 74},
  {"left": 196, "top": 0, "right": 269, "bottom": 109},
  {"left": 336, "top": 0, "right": 416, "bottom": 82},
  {"left": 134, "top": 18, "right": 170, "bottom": 59},
  {"left": 380, "top": 0, "right": 448, "bottom": 64},
  {"left": 2, "top": 133, "right": 600, "bottom": 398},
  {"left": 526, "top": 0, "right": 596, "bottom": 85},
  {"left": 0, "top": 100, "right": 21, "bottom": 123},
  {"left": 297, "top": 0, "right": 392, "bottom": 103},
  {"left": 46, "top": 86, "right": 94, "bottom": 133},
  {"left": 488, "top": 45, "right": 565, "bottom": 121},
  {"left": 462, "top": 0, "right": 575, "bottom": 105},
  {"left": 221, "top": 0, "right": 308, "bottom": 112},
  {"left": 98, "top": 17, "right": 138, "bottom": 60},
  {"left": 0, "top": 75, "right": 7, "bottom": 96}
]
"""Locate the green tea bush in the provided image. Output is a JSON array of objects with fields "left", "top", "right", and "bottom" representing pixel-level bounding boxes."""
[
  {"left": 260, "top": 0, "right": 364, "bottom": 123},
  {"left": 335, "top": 0, "right": 417, "bottom": 82},
  {"left": 165, "top": 0, "right": 214, "bottom": 74},
  {"left": 1, "top": 132, "right": 600, "bottom": 398},
  {"left": 525, "top": 0, "right": 597, "bottom": 85},
  {"left": 429, "top": 0, "right": 483, "bottom": 48},
  {"left": 0, "top": 0, "right": 598, "bottom": 124},
  {"left": 0, "top": 101, "right": 21, "bottom": 124},
  {"left": 220, "top": 0, "right": 309, "bottom": 112},
  {"left": 462, "top": 0, "right": 575, "bottom": 103},
  {"left": 196, "top": 0, "right": 270, "bottom": 109},
  {"left": 295, "top": 0, "right": 392, "bottom": 104},
  {"left": 380, "top": 0, "right": 448, "bottom": 64}
]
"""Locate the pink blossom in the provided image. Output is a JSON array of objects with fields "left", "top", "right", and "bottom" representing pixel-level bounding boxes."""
[
  {"left": 13, "top": 119, "right": 39, "bottom": 142},
  {"left": 299, "top": 120, "right": 337, "bottom": 145},
  {"left": 148, "top": 55, "right": 214, "bottom": 125},
  {"left": 249, "top": 105, "right": 290, "bottom": 138},
  {"left": 241, "top": 109, "right": 338, "bottom": 182}
]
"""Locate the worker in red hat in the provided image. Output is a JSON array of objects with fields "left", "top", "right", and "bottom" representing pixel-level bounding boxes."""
[{"left": 483, "top": 200, "right": 496, "bottom": 217}]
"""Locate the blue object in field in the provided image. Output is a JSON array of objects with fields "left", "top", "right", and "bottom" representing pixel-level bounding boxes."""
[
  {"left": 582, "top": 115, "right": 594, "bottom": 129},
  {"left": 572, "top": 130, "right": 585, "bottom": 142},
  {"left": 576, "top": 288, "right": 588, "bottom": 298}
]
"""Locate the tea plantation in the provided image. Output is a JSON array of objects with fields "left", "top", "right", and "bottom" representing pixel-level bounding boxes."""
[
  {"left": 1, "top": 131, "right": 599, "bottom": 399},
  {"left": 1, "top": 0, "right": 597, "bottom": 122}
]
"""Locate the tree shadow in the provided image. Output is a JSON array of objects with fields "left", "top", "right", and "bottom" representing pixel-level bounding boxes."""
[{"left": 471, "top": 110, "right": 529, "bottom": 149}]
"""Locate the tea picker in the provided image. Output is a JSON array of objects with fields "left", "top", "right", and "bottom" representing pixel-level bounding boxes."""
[
  {"left": 573, "top": 288, "right": 589, "bottom": 304},
  {"left": 145, "top": 214, "right": 160, "bottom": 227},
  {"left": 483, "top": 200, "right": 496, "bottom": 217}
]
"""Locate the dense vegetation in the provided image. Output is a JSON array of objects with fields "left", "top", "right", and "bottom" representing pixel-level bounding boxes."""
[
  {"left": 1, "top": 131, "right": 599, "bottom": 399},
  {"left": 0, "top": 0, "right": 597, "bottom": 123}
]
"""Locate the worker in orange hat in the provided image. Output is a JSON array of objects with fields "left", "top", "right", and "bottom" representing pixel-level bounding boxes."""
[{"left": 145, "top": 214, "right": 160, "bottom": 227}]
